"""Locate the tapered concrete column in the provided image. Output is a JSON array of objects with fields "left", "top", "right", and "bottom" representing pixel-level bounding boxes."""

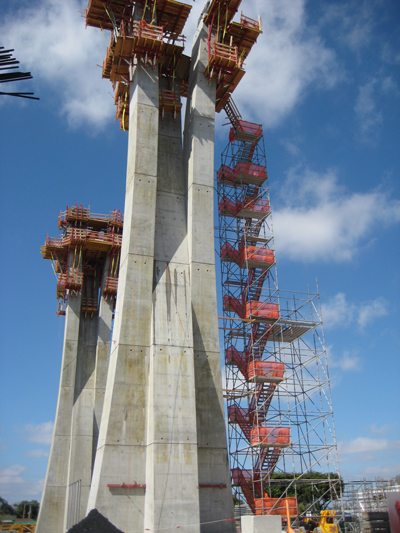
[
  {"left": 87, "top": 62, "right": 159, "bottom": 532},
  {"left": 183, "top": 24, "right": 235, "bottom": 533},
  {"left": 64, "top": 262, "right": 114, "bottom": 530},
  {"left": 93, "top": 257, "right": 114, "bottom": 453},
  {"left": 144, "top": 96, "right": 200, "bottom": 533},
  {"left": 36, "top": 254, "right": 82, "bottom": 533}
]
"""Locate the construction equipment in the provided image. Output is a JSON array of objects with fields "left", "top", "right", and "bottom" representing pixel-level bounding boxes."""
[
  {"left": 299, "top": 510, "right": 339, "bottom": 533},
  {"left": 0, "top": 521, "right": 36, "bottom": 532}
]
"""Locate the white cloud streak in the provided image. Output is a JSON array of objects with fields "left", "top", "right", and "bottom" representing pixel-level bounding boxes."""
[
  {"left": 0, "top": 465, "right": 44, "bottom": 503},
  {"left": 322, "top": 293, "right": 389, "bottom": 330},
  {"left": 236, "top": 0, "right": 340, "bottom": 127},
  {"left": 272, "top": 166, "right": 400, "bottom": 262},
  {"left": 25, "top": 449, "right": 50, "bottom": 458},
  {"left": 339, "top": 437, "right": 400, "bottom": 455},
  {"left": 354, "top": 79, "right": 383, "bottom": 139},
  {"left": 0, "top": 0, "right": 341, "bottom": 131},
  {"left": 0, "top": 0, "right": 113, "bottom": 128},
  {"left": 24, "top": 422, "right": 54, "bottom": 445},
  {"left": 328, "top": 349, "right": 361, "bottom": 372}
]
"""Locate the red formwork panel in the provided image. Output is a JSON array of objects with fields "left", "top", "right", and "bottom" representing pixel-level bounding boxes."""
[
  {"left": 247, "top": 361, "right": 285, "bottom": 383},
  {"left": 250, "top": 427, "right": 290, "bottom": 448}
]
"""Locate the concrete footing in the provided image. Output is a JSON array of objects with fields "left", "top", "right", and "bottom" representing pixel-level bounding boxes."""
[{"left": 241, "top": 515, "right": 283, "bottom": 533}]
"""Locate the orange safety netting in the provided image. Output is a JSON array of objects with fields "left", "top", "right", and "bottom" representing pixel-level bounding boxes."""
[
  {"left": 250, "top": 427, "right": 290, "bottom": 447},
  {"left": 234, "top": 162, "right": 266, "bottom": 179},
  {"left": 245, "top": 301, "right": 279, "bottom": 320},
  {"left": 231, "top": 468, "right": 253, "bottom": 486},
  {"left": 254, "top": 496, "right": 297, "bottom": 516},
  {"left": 247, "top": 361, "right": 285, "bottom": 381},
  {"left": 223, "top": 294, "right": 244, "bottom": 318},
  {"left": 229, "top": 120, "right": 262, "bottom": 142},
  {"left": 217, "top": 164, "right": 235, "bottom": 183},
  {"left": 240, "top": 246, "right": 274, "bottom": 265},
  {"left": 218, "top": 196, "right": 270, "bottom": 216},
  {"left": 221, "top": 242, "right": 274, "bottom": 268}
]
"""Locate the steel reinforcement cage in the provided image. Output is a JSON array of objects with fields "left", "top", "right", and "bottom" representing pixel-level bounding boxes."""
[{"left": 216, "top": 121, "right": 343, "bottom": 521}]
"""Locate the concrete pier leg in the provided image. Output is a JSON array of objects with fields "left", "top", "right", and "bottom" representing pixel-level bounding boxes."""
[
  {"left": 143, "top": 88, "right": 200, "bottom": 533},
  {"left": 64, "top": 262, "right": 114, "bottom": 529},
  {"left": 93, "top": 257, "right": 114, "bottom": 462},
  {"left": 86, "top": 62, "right": 159, "bottom": 532},
  {"left": 184, "top": 24, "right": 236, "bottom": 533},
  {"left": 36, "top": 255, "right": 82, "bottom": 533}
]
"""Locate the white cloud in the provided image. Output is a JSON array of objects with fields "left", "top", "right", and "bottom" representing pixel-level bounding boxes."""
[
  {"left": 357, "top": 297, "right": 388, "bottom": 328},
  {"left": 370, "top": 424, "right": 390, "bottom": 436},
  {"left": 0, "top": 0, "right": 340, "bottom": 131},
  {"left": 321, "top": 1, "right": 374, "bottom": 52},
  {"left": 322, "top": 293, "right": 389, "bottom": 330},
  {"left": 329, "top": 349, "right": 361, "bottom": 372},
  {"left": 0, "top": 465, "right": 44, "bottom": 503},
  {"left": 362, "top": 463, "right": 400, "bottom": 478},
  {"left": 322, "top": 294, "right": 356, "bottom": 328},
  {"left": 24, "top": 422, "right": 54, "bottom": 445},
  {"left": 25, "top": 449, "right": 50, "bottom": 458},
  {"left": 339, "top": 437, "right": 400, "bottom": 455},
  {"left": 234, "top": 0, "right": 340, "bottom": 127},
  {"left": 0, "top": 0, "right": 114, "bottom": 128},
  {"left": 272, "top": 166, "right": 400, "bottom": 262},
  {"left": 354, "top": 79, "right": 383, "bottom": 139}
]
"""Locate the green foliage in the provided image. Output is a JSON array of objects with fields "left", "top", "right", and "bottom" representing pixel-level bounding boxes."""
[
  {"left": 266, "top": 472, "right": 343, "bottom": 514},
  {"left": 0, "top": 496, "right": 15, "bottom": 516},
  {"left": 13, "top": 500, "right": 40, "bottom": 520}
]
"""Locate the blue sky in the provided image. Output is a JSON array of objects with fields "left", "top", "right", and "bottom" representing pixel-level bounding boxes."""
[{"left": 1, "top": 0, "right": 399, "bottom": 505}]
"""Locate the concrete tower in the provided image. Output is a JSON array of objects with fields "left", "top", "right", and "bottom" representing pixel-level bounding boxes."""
[{"left": 38, "top": 1, "right": 263, "bottom": 531}]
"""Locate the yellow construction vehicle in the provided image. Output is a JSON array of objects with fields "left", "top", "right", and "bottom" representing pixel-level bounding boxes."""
[
  {"left": 0, "top": 520, "right": 35, "bottom": 532},
  {"left": 299, "top": 510, "right": 339, "bottom": 533}
]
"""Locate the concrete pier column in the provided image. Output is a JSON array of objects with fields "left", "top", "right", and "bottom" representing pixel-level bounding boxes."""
[
  {"left": 93, "top": 257, "right": 114, "bottom": 457},
  {"left": 64, "top": 262, "right": 114, "bottom": 529},
  {"left": 183, "top": 24, "right": 235, "bottom": 533},
  {"left": 36, "top": 253, "right": 82, "bottom": 533},
  {"left": 86, "top": 62, "right": 159, "bottom": 532},
  {"left": 144, "top": 90, "right": 200, "bottom": 533}
]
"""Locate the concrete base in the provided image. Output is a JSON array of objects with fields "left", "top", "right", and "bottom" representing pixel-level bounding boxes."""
[{"left": 241, "top": 515, "right": 283, "bottom": 533}]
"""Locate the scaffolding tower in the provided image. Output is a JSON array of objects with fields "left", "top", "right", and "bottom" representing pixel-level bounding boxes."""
[{"left": 217, "top": 110, "right": 343, "bottom": 520}]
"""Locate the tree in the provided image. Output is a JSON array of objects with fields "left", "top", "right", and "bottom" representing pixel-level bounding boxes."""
[
  {"left": 13, "top": 500, "right": 40, "bottom": 520},
  {"left": 0, "top": 496, "right": 15, "bottom": 516},
  {"left": 267, "top": 472, "right": 343, "bottom": 515}
]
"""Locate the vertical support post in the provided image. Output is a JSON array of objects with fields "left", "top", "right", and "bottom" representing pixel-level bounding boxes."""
[
  {"left": 87, "top": 61, "right": 159, "bottom": 532},
  {"left": 184, "top": 23, "right": 235, "bottom": 533}
]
